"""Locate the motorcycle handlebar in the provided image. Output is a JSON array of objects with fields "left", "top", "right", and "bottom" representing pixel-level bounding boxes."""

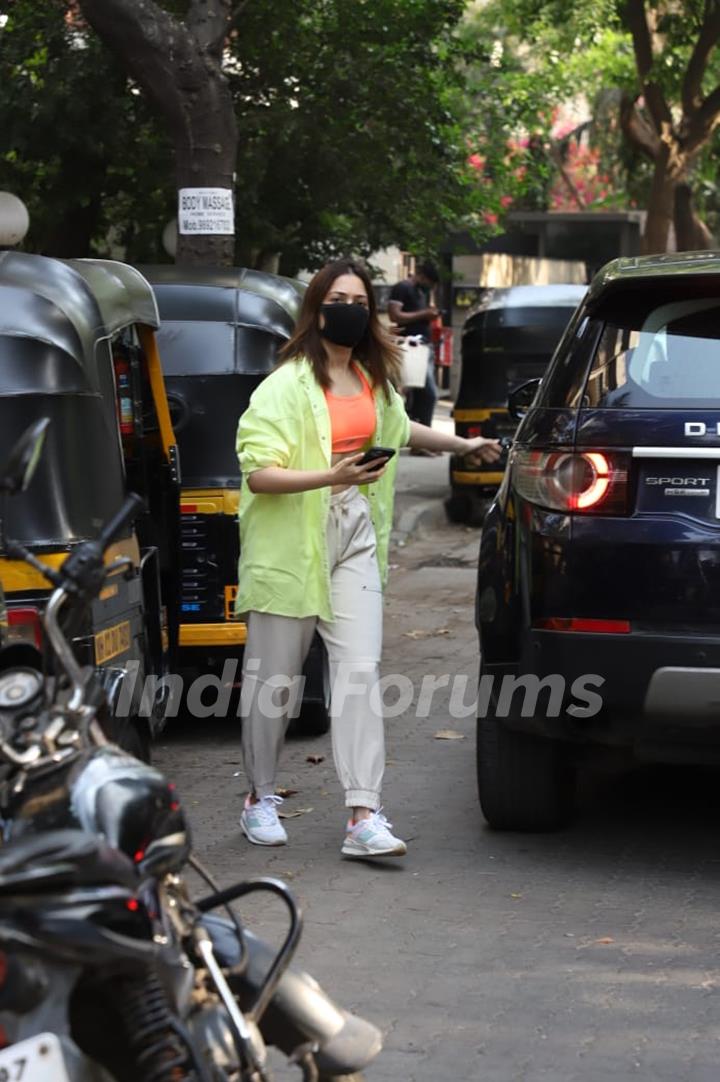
[{"left": 97, "top": 493, "right": 145, "bottom": 552}]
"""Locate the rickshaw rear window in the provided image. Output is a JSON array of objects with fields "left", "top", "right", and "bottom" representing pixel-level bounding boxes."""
[
  {"left": 484, "top": 306, "right": 577, "bottom": 330},
  {"left": 157, "top": 320, "right": 282, "bottom": 376},
  {"left": 157, "top": 321, "right": 235, "bottom": 375}
]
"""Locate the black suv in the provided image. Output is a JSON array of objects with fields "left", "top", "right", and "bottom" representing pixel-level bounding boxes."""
[{"left": 477, "top": 252, "right": 720, "bottom": 830}]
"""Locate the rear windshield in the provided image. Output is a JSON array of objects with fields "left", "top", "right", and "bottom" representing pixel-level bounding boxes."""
[{"left": 583, "top": 296, "right": 720, "bottom": 408}]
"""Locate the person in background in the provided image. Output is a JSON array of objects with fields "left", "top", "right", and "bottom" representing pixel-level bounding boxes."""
[
  {"left": 235, "top": 258, "right": 501, "bottom": 859},
  {"left": 388, "top": 261, "right": 441, "bottom": 450}
]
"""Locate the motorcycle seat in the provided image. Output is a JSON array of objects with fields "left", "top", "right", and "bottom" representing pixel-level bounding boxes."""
[{"left": 0, "top": 828, "right": 138, "bottom": 895}]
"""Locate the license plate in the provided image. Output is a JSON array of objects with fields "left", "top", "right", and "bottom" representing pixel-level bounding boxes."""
[
  {"left": 94, "top": 619, "right": 131, "bottom": 665},
  {"left": 0, "top": 1033, "right": 71, "bottom": 1082},
  {"left": 637, "top": 461, "right": 719, "bottom": 519}
]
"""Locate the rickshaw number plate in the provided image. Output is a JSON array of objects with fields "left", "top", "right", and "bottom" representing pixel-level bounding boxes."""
[
  {"left": 224, "top": 585, "right": 239, "bottom": 622},
  {"left": 94, "top": 619, "right": 131, "bottom": 664},
  {"left": 0, "top": 1033, "right": 71, "bottom": 1082}
]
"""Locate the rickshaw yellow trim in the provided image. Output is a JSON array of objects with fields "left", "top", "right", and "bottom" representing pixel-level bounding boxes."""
[
  {"left": 0, "top": 538, "right": 140, "bottom": 593},
  {"left": 453, "top": 408, "right": 507, "bottom": 422},
  {"left": 179, "top": 622, "right": 247, "bottom": 647},
  {"left": 452, "top": 470, "right": 505, "bottom": 486},
  {"left": 137, "top": 324, "right": 177, "bottom": 461},
  {"left": 180, "top": 489, "right": 240, "bottom": 516}
]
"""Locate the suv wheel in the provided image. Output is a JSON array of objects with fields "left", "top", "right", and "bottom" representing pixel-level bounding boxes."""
[{"left": 476, "top": 714, "right": 575, "bottom": 831}]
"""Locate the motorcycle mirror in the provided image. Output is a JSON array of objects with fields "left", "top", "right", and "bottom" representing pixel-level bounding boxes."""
[{"left": 0, "top": 418, "right": 51, "bottom": 496}]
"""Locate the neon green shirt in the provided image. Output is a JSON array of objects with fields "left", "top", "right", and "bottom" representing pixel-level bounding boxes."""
[{"left": 235, "top": 356, "right": 411, "bottom": 621}]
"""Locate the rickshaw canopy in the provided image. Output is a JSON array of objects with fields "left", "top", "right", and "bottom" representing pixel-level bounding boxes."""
[
  {"left": 0, "top": 253, "right": 159, "bottom": 393},
  {"left": 0, "top": 254, "right": 160, "bottom": 546},
  {"left": 142, "top": 265, "right": 303, "bottom": 375},
  {"left": 459, "top": 284, "right": 587, "bottom": 409},
  {"left": 141, "top": 266, "right": 305, "bottom": 488}
]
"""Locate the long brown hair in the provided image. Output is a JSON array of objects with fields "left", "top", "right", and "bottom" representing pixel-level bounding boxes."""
[{"left": 279, "top": 259, "right": 402, "bottom": 395}]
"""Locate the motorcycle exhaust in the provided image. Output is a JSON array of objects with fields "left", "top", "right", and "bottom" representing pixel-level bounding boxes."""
[{"left": 201, "top": 914, "right": 382, "bottom": 1077}]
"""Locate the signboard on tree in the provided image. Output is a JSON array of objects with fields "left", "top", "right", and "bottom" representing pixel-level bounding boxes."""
[{"left": 178, "top": 188, "right": 234, "bottom": 235}]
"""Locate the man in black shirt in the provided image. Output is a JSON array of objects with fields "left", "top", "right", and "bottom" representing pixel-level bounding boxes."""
[{"left": 388, "top": 261, "right": 440, "bottom": 433}]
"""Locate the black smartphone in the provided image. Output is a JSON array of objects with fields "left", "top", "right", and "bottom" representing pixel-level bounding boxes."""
[{"left": 356, "top": 446, "right": 396, "bottom": 472}]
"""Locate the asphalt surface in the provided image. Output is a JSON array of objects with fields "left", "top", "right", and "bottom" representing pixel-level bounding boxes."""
[{"left": 155, "top": 446, "right": 720, "bottom": 1082}]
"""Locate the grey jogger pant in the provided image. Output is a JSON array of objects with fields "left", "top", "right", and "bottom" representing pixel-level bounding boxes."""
[{"left": 241, "top": 486, "right": 385, "bottom": 810}]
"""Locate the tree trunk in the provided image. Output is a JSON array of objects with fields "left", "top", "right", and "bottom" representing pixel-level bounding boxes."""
[
  {"left": 621, "top": 0, "right": 720, "bottom": 256},
  {"left": 175, "top": 105, "right": 237, "bottom": 266},
  {"left": 77, "top": 0, "right": 238, "bottom": 267},
  {"left": 642, "top": 159, "right": 677, "bottom": 254}
]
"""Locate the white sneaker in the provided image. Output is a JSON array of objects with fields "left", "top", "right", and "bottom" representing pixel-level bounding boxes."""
[
  {"left": 341, "top": 810, "right": 407, "bottom": 858},
  {"left": 240, "top": 795, "right": 287, "bottom": 846}
]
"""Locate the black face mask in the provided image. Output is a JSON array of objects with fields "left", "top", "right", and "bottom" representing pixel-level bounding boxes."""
[{"left": 320, "top": 303, "right": 369, "bottom": 347}]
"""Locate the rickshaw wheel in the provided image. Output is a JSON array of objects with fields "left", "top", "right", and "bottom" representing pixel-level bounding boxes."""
[
  {"left": 445, "top": 487, "right": 490, "bottom": 527},
  {"left": 101, "top": 715, "right": 152, "bottom": 763}
]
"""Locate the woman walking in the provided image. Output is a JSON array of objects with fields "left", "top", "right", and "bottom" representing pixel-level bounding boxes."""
[{"left": 236, "top": 259, "right": 500, "bottom": 858}]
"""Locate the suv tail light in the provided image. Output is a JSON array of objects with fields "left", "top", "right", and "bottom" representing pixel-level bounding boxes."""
[
  {"left": 514, "top": 449, "right": 630, "bottom": 514},
  {"left": 7, "top": 607, "right": 42, "bottom": 649}
]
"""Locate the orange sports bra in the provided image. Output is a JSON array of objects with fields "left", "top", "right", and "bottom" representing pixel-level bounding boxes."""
[{"left": 325, "top": 365, "right": 376, "bottom": 454}]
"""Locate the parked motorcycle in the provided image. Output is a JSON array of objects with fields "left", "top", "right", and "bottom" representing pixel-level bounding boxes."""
[{"left": 0, "top": 420, "right": 381, "bottom": 1081}]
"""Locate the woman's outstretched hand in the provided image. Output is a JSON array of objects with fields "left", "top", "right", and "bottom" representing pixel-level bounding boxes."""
[
  {"left": 330, "top": 452, "right": 389, "bottom": 486},
  {"left": 461, "top": 436, "right": 502, "bottom": 465}
]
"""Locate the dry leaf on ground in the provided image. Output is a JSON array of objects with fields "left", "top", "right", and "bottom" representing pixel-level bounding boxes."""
[
  {"left": 594, "top": 937, "right": 615, "bottom": 945},
  {"left": 278, "top": 807, "right": 313, "bottom": 819},
  {"left": 306, "top": 754, "right": 325, "bottom": 764},
  {"left": 276, "top": 787, "right": 299, "bottom": 798},
  {"left": 404, "top": 627, "right": 451, "bottom": 640},
  {"left": 433, "top": 729, "right": 465, "bottom": 740}
]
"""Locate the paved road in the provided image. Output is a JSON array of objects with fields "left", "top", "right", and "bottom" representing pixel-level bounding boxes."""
[{"left": 156, "top": 508, "right": 720, "bottom": 1082}]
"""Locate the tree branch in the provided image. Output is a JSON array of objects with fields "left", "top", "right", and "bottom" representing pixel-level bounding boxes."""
[
  {"left": 78, "top": 0, "right": 235, "bottom": 144},
  {"left": 682, "top": 1, "right": 720, "bottom": 115},
  {"left": 620, "top": 93, "right": 661, "bottom": 160},
  {"left": 187, "top": 0, "right": 233, "bottom": 62},
  {"left": 683, "top": 81, "right": 720, "bottom": 153},
  {"left": 78, "top": 0, "right": 192, "bottom": 133},
  {"left": 622, "top": 0, "right": 673, "bottom": 133}
]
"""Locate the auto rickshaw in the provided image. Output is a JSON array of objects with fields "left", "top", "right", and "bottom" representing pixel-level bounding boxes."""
[
  {"left": 142, "top": 266, "right": 329, "bottom": 733},
  {"left": 0, "top": 252, "right": 181, "bottom": 757},
  {"left": 447, "top": 283, "right": 587, "bottom": 524}
]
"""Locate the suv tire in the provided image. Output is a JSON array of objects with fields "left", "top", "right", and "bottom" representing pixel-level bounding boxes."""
[{"left": 476, "top": 714, "right": 575, "bottom": 831}]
